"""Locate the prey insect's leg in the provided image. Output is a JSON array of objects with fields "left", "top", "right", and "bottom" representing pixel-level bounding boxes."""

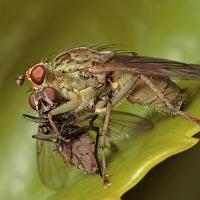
[
  {"left": 92, "top": 125, "right": 102, "bottom": 177},
  {"left": 22, "top": 114, "right": 48, "bottom": 124},
  {"left": 89, "top": 115, "right": 103, "bottom": 176},
  {"left": 32, "top": 133, "right": 70, "bottom": 144},
  {"left": 32, "top": 133, "right": 57, "bottom": 140},
  {"left": 140, "top": 74, "right": 200, "bottom": 124},
  {"left": 99, "top": 102, "right": 112, "bottom": 186},
  {"left": 60, "top": 113, "right": 96, "bottom": 132},
  {"left": 89, "top": 115, "right": 99, "bottom": 156}
]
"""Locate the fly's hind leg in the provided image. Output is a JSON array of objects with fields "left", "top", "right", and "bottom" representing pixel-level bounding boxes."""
[{"left": 140, "top": 74, "right": 200, "bottom": 125}]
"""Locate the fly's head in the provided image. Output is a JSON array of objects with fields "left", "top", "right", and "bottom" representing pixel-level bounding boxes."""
[
  {"left": 17, "top": 62, "right": 55, "bottom": 90},
  {"left": 17, "top": 62, "right": 59, "bottom": 114}
]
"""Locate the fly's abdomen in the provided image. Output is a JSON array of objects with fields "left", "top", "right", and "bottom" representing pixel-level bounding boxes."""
[{"left": 127, "top": 77, "right": 184, "bottom": 113}]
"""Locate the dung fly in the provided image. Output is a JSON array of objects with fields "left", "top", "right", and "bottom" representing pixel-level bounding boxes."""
[{"left": 18, "top": 45, "right": 200, "bottom": 185}]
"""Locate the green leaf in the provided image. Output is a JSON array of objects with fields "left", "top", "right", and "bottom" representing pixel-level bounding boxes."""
[
  {"left": 1, "top": 1, "right": 200, "bottom": 200},
  {"left": 46, "top": 81, "right": 200, "bottom": 200}
]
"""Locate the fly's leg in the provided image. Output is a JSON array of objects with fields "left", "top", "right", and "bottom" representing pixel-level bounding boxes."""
[
  {"left": 89, "top": 114, "right": 103, "bottom": 177},
  {"left": 92, "top": 125, "right": 102, "bottom": 177},
  {"left": 99, "top": 102, "right": 112, "bottom": 186},
  {"left": 140, "top": 74, "right": 200, "bottom": 124},
  {"left": 47, "top": 113, "right": 60, "bottom": 135},
  {"left": 47, "top": 96, "right": 81, "bottom": 135},
  {"left": 32, "top": 133, "right": 57, "bottom": 140},
  {"left": 24, "top": 114, "right": 61, "bottom": 140},
  {"left": 50, "top": 99, "right": 81, "bottom": 116},
  {"left": 110, "top": 73, "right": 138, "bottom": 106},
  {"left": 22, "top": 114, "right": 48, "bottom": 124}
]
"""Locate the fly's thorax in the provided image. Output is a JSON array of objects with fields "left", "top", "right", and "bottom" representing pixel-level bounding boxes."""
[
  {"left": 128, "top": 77, "right": 184, "bottom": 113},
  {"left": 53, "top": 63, "right": 107, "bottom": 89},
  {"left": 52, "top": 68, "right": 108, "bottom": 108},
  {"left": 55, "top": 73, "right": 101, "bottom": 95},
  {"left": 53, "top": 47, "right": 114, "bottom": 73}
]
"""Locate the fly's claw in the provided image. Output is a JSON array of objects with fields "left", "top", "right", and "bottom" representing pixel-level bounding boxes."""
[{"left": 103, "top": 174, "right": 112, "bottom": 188}]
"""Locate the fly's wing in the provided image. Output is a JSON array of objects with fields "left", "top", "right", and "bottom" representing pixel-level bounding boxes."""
[
  {"left": 89, "top": 52, "right": 200, "bottom": 80},
  {"left": 36, "top": 139, "right": 68, "bottom": 189},
  {"left": 95, "top": 111, "right": 153, "bottom": 140}
]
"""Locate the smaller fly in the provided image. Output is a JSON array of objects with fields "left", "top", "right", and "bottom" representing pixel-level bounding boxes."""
[
  {"left": 24, "top": 113, "right": 101, "bottom": 189},
  {"left": 23, "top": 110, "right": 152, "bottom": 188}
]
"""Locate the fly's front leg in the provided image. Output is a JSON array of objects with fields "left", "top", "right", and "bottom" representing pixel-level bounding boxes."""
[
  {"left": 50, "top": 98, "right": 81, "bottom": 115},
  {"left": 48, "top": 93, "right": 81, "bottom": 136},
  {"left": 99, "top": 102, "right": 112, "bottom": 186},
  {"left": 140, "top": 74, "right": 200, "bottom": 125}
]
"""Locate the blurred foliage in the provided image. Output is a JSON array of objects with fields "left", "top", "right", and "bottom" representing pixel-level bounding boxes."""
[{"left": 1, "top": 0, "right": 200, "bottom": 200}]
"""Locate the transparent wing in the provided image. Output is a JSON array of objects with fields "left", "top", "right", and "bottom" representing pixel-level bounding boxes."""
[
  {"left": 95, "top": 111, "right": 153, "bottom": 140},
  {"left": 36, "top": 139, "right": 68, "bottom": 189},
  {"left": 24, "top": 114, "right": 69, "bottom": 189},
  {"left": 90, "top": 52, "right": 200, "bottom": 80}
]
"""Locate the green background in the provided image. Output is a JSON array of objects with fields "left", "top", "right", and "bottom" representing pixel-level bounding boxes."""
[{"left": 1, "top": 0, "right": 200, "bottom": 200}]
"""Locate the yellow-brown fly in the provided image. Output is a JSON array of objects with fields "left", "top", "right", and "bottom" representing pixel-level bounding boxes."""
[{"left": 18, "top": 45, "right": 200, "bottom": 186}]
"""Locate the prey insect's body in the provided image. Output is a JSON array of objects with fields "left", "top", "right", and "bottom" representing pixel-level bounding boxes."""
[
  {"left": 24, "top": 111, "right": 152, "bottom": 188},
  {"left": 18, "top": 46, "right": 200, "bottom": 185},
  {"left": 24, "top": 113, "right": 101, "bottom": 188}
]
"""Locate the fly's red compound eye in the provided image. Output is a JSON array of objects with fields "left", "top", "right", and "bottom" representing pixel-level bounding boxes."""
[
  {"left": 43, "top": 87, "right": 59, "bottom": 103},
  {"left": 30, "top": 64, "right": 46, "bottom": 85},
  {"left": 29, "top": 93, "right": 37, "bottom": 110}
]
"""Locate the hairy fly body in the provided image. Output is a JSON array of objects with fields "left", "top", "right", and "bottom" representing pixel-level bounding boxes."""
[{"left": 18, "top": 46, "right": 200, "bottom": 185}]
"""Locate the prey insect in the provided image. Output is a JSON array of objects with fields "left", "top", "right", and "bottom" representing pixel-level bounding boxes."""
[
  {"left": 24, "top": 113, "right": 101, "bottom": 189},
  {"left": 24, "top": 110, "right": 152, "bottom": 188},
  {"left": 18, "top": 45, "right": 200, "bottom": 185}
]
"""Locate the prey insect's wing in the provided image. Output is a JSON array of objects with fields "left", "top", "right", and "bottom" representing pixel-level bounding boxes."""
[
  {"left": 36, "top": 138, "right": 68, "bottom": 189},
  {"left": 90, "top": 52, "right": 200, "bottom": 80},
  {"left": 24, "top": 114, "right": 69, "bottom": 189},
  {"left": 95, "top": 111, "right": 153, "bottom": 140},
  {"left": 110, "top": 111, "right": 153, "bottom": 138}
]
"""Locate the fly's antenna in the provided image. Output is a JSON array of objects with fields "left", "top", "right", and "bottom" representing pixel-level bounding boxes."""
[{"left": 16, "top": 74, "right": 25, "bottom": 86}]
